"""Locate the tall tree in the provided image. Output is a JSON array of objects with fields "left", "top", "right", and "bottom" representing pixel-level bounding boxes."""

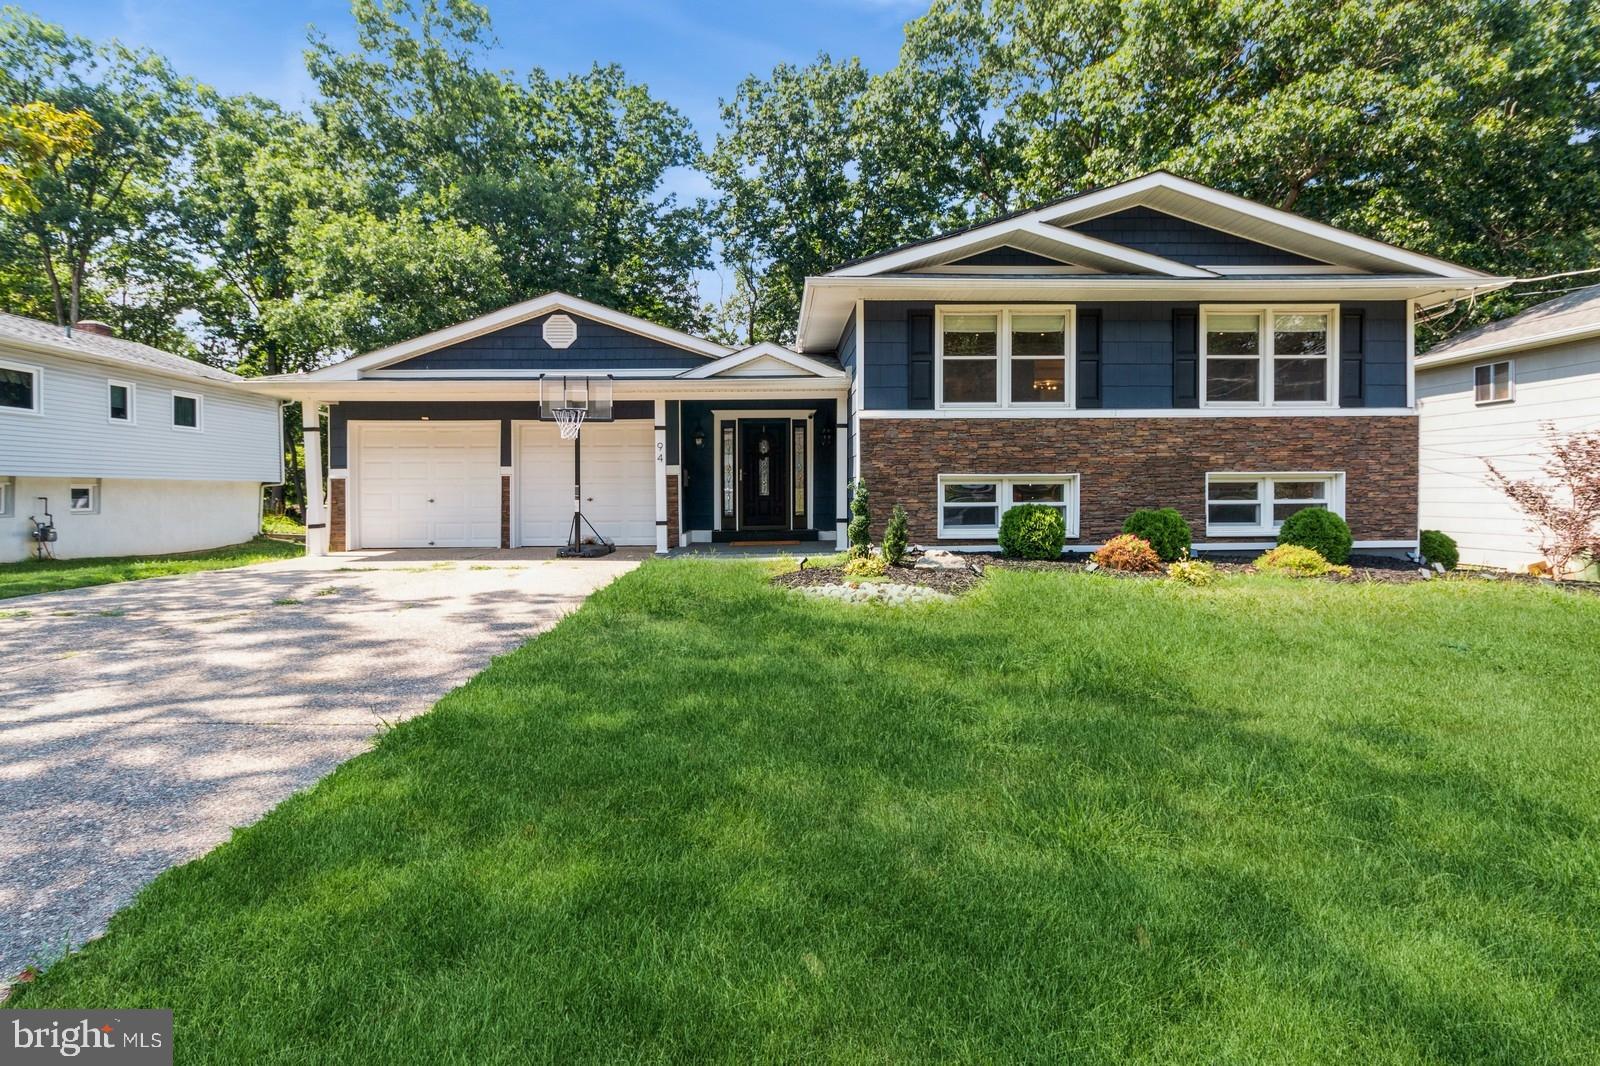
[
  {"left": 712, "top": 0, "right": 1600, "bottom": 338},
  {"left": 0, "top": 8, "right": 204, "bottom": 333}
]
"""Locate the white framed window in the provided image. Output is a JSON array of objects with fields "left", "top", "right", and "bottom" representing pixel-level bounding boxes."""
[
  {"left": 937, "top": 473, "right": 1079, "bottom": 538},
  {"left": 1473, "top": 360, "right": 1514, "bottom": 405},
  {"left": 0, "top": 357, "right": 41, "bottom": 414},
  {"left": 1205, "top": 473, "right": 1343, "bottom": 536},
  {"left": 1201, "top": 306, "right": 1336, "bottom": 408},
  {"left": 936, "top": 306, "right": 1074, "bottom": 409},
  {"left": 172, "top": 390, "right": 202, "bottom": 430},
  {"left": 108, "top": 379, "right": 135, "bottom": 423},
  {"left": 69, "top": 481, "right": 100, "bottom": 515},
  {"left": 0, "top": 475, "right": 13, "bottom": 516}
]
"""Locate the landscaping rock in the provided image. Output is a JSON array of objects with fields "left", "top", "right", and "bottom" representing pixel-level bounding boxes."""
[
  {"left": 913, "top": 549, "right": 972, "bottom": 572},
  {"left": 796, "top": 582, "right": 953, "bottom": 606}
]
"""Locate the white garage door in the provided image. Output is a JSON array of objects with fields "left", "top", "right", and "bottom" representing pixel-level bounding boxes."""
[
  {"left": 519, "top": 420, "right": 655, "bottom": 546},
  {"left": 356, "top": 422, "right": 501, "bottom": 548}
]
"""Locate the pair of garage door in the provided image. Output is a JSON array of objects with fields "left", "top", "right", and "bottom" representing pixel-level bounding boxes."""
[{"left": 354, "top": 421, "right": 655, "bottom": 549}]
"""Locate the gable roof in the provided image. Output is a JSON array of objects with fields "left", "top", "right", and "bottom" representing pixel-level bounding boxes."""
[
  {"left": 828, "top": 171, "right": 1491, "bottom": 280},
  {"left": 678, "top": 342, "right": 847, "bottom": 380},
  {"left": 1418, "top": 283, "right": 1600, "bottom": 368},
  {"left": 0, "top": 312, "right": 242, "bottom": 385},
  {"left": 300, "top": 292, "right": 733, "bottom": 381}
]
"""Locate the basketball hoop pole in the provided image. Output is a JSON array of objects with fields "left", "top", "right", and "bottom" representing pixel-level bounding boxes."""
[
  {"left": 557, "top": 411, "right": 616, "bottom": 559},
  {"left": 541, "top": 374, "right": 616, "bottom": 558}
]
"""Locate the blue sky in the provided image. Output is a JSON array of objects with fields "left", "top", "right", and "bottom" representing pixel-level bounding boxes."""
[{"left": 26, "top": 1, "right": 926, "bottom": 303}]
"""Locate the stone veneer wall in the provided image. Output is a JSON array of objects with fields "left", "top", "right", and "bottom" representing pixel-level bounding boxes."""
[
  {"left": 858, "top": 416, "right": 1417, "bottom": 544},
  {"left": 666, "top": 473, "right": 680, "bottom": 549}
]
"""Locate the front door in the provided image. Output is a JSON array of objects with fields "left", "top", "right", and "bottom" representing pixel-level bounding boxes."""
[{"left": 740, "top": 419, "right": 790, "bottom": 529}]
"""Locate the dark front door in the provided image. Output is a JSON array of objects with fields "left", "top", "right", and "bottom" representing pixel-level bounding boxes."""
[{"left": 739, "top": 419, "right": 790, "bottom": 529}]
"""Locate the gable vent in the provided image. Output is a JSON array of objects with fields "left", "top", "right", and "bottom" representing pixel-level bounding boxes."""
[{"left": 542, "top": 313, "right": 578, "bottom": 349}]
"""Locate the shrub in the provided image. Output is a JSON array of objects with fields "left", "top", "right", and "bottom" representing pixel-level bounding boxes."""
[
  {"left": 1255, "top": 544, "right": 1350, "bottom": 578},
  {"left": 1419, "top": 529, "right": 1459, "bottom": 571},
  {"left": 883, "top": 504, "right": 909, "bottom": 566},
  {"left": 1122, "top": 507, "right": 1192, "bottom": 562},
  {"left": 1166, "top": 553, "right": 1220, "bottom": 586},
  {"left": 847, "top": 479, "right": 871, "bottom": 558},
  {"left": 999, "top": 503, "right": 1065, "bottom": 559},
  {"left": 1276, "top": 507, "right": 1353, "bottom": 564},
  {"left": 1092, "top": 533, "right": 1162, "bottom": 572},
  {"left": 842, "top": 551, "right": 887, "bottom": 578}
]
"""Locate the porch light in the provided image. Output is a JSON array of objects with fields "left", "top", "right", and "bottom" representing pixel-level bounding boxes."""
[{"left": 693, "top": 427, "right": 705, "bottom": 448}]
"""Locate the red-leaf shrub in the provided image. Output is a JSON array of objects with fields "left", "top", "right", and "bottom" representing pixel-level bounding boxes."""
[{"left": 1093, "top": 534, "right": 1162, "bottom": 572}]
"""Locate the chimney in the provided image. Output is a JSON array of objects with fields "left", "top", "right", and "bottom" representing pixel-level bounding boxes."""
[{"left": 72, "top": 320, "right": 115, "bottom": 337}]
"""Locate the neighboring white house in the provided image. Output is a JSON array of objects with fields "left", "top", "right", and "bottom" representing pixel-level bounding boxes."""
[
  {"left": 1417, "top": 283, "right": 1600, "bottom": 573},
  {"left": 0, "top": 313, "right": 283, "bottom": 562}
]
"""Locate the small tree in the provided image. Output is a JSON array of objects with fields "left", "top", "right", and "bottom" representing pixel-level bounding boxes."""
[
  {"left": 1486, "top": 424, "right": 1600, "bottom": 579},
  {"left": 847, "top": 478, "right": 871, "bottom": 557},
  {"left": 883, "top": 503, "right": 909, "bottom": 565}
]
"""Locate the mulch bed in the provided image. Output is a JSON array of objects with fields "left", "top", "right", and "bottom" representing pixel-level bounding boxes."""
[
  {"left": 774, "top": 551, "right": 1598, "bottom": 595},
  {"left": 772, "top": 561, "right": 981, "bottom": 595}
]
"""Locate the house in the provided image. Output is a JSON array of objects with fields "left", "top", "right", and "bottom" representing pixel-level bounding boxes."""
[
  {"left": 0, "top": 314, "right": 284, "bottom": 562},
  {"left": 1417, "top": 284, "right": 1600, "bottom": 572},
  {"left": 245, "top": 172, "right": 1507, "bottom": 557}
]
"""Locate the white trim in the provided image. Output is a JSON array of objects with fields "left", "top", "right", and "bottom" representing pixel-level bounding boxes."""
[
  {"left": 1417, "top": 321, "right": 1600, "bottom": 370},
  {"left": 918, "top": 264, "right": 1103, "bottom": 276},
  {"left": 107, "top": 379, "right": 135, "bottom": 424},
  {"left": 829, "top": 215, "right": 1215, "bottom": 279},
  {"left": 936, "top": 473, "right": 1080, "bottom": 539},
  {"left": 171, "top": 390, "right": 203, "bottom": 431},
  {"left": 654, "top": 399, "right": 669, "bottom": 555},
  {"left": 0, "top": 356, "right": 42, "bottom": 415},
  {"left": 1471, "top": 359, "right": 1516, "bottom": 405},
  {"left": 1036, "top": 172, "right": 1494, "bottom": 279},
  {"left": 855, "top": 406, "right": 1416, "bottom": 420},
  {"left": 711, "top": 409, "right": 817, "bottom": 533},
  {"left": 1199, "top": 305, "right": 1338, "bottom": 409},
  {"left": 1204, "top": 471, "right": 1344, "bottom": 537},
  {"left": 299, "top": 292, "right": 733, "bottom": 380},
  {"left": 1406, "top": 300, "right": 1416, "bottom": 407},
  {"left": 935, "top": 305, "right": 1075, "bottom": 410},
  {"left": 679, "top": 343, "right": 846, "bottom": 380}
]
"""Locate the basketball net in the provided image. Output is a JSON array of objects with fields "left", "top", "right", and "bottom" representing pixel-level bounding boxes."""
[{"left": 555, "top": 407, "right": 586, "bottom": 440}]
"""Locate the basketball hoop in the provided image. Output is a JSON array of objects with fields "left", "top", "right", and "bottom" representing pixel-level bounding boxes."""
[{"left": 554, "top": 406, "right": 586, "bottom": 439}]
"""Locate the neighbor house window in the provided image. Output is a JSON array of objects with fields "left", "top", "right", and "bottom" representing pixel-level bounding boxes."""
[
  {"left": 108, "top": 380, "right": 134, "bottom": 423},
  {"left": 172, "top": 391, "right": 201, "bottom": 430},
  {"left": 69, "top": 482, "right": 99, "bottom": 514},
  {"left": 0, "top": 358, "right": 41, "bottom": 413},
  {"left": 938, "top": 307, "right": 1073, "bottom": 408},
  {"left": 937, "top": 474, "right": 1079, "bottom": 538},
  {"left": 1474, "top": 360, "right": 1514, "bottom": 404},
  {"left": 1202, "top": 307, "right": 1334, "bottom": 406},
  {"left": 0, "top": 476, "right": 12, "bottom": 516},
  {"left": 1205, "top": 474, "right": 1340, "bottom": 535}
]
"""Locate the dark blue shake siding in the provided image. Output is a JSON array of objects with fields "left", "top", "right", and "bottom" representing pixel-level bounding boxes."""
[
  {"left": 678, "top": 398, "right": 838, "bottom": 531},
  {"left": 861, "top": 300, "right": 1409, "bottom": 409},
  {"left": 1067, "top": 207, "right": 1323, "bottom": 267},
  {"left": 383, "top": 311, "right": 712, "bottom": 372}
]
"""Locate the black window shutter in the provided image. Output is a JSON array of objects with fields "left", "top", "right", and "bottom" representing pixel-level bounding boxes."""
[
  {"left": 1339, "top": 309, "right": 1364, "bottom": 407},
  {"left": 1077, "top": 310, "right": 1102, "bottom": 408},
  {"left": 907, "top": 310, "right": 934, "bottom": 409},
  {"left": 1172, "top": 309, "right": 1199, "bottom": 408}
]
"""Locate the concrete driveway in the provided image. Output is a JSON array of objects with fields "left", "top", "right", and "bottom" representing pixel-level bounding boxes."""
[{"left": 0, "top": 549, "right": 642, "bottom": 983}]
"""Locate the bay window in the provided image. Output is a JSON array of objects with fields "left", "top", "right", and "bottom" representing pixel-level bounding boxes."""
[
  {"left": 1202, "top": 307, "right": 1334, "bottom": 407},
  {"left": 938, "top": 474, "right": 1079, "bottom": 538},
  {"left": 1205, "top": 473, "right": 1341, "bottom": 535},
  {"left": 938, "top": 306, "right": 1073, "bottom": 408}
]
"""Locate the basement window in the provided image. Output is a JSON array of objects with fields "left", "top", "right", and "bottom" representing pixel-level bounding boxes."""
[
  {"left": 69, "top": 482, "right": 100, "bottom": 515},
  {"left": 1205, "top": 473, "right": 1341, "bottom": 535}
]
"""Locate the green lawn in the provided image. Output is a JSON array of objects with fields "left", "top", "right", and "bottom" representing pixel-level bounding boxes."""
[
  {"left": 9, "top": 563, "right": 1600, "bottom": 1062},
  {"left": 0, "top": 536, "right": 303, "bottom": 600}
]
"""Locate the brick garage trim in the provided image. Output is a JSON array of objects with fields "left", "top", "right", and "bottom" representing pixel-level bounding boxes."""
[
  {"left": 859, "top": 416, "right": 1417, "bottom": 544},
  {"left": 500, "top": 475, "right": 511, "bottom": 549},
  {"left": 328, "top": 478, "right": 347, "bottom": 552},
  {"left": 666, "top": 473, "right": 680, "bottom": 549}
]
